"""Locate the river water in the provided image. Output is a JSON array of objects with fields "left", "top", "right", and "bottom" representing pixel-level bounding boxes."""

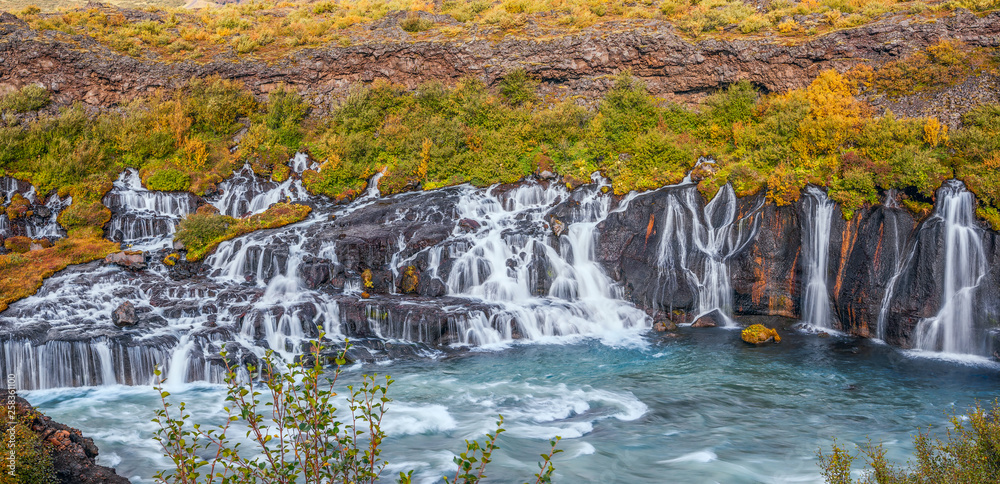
[{"left": 26, "top": 331, "right": 1000, "bottom": 483}]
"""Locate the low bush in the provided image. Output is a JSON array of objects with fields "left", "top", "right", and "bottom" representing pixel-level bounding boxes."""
[
  {"left": 819, "top": 400, "right": 1000, "bottom": 484},
  {"left": 153, "top": 336, "right": 562, "bottom": 484},
  {"left": 146, "top": 169, "right": 192, "bottom": 192},
  {"left": 0, "top": 84, "right": 51, "bottom": 113}
]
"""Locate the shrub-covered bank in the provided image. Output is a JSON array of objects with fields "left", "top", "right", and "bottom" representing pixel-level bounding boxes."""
[{"left": 4, "top": 39, "right": 998, "bottom": 231}]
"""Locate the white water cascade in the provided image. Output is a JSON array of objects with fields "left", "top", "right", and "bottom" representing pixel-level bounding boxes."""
[
  {"left": 914, "top": 180, "right": 987, "bottom": 354},
  {"left": 656, "top": 183, "right": 761, "bottom": 327},
  {"left": 0, "top": 177, "right": 70, "bottom": 239},
  {"left": 443, "top": 176, "right": 649, "bottom": 344},
  {"left": 104, "top": 169, "right": 197, "bottom": 248},
  {"left": 211, "top": 161, "right": 309, "bottom": 218},
  {"left": 800, "top": 186, "right": 836, "bottom": 329}
]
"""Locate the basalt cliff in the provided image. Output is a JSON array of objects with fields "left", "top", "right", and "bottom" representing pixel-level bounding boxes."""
[{"left": 2, "top": 8, "right": 1000, "bottom": 117}]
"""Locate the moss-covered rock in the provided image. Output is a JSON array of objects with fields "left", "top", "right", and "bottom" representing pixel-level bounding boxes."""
[{"left": 741, "top": 324, "right": 781, "bottom": 345}]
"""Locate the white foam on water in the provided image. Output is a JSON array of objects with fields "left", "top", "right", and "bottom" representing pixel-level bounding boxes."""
[
  {"left": 381, "top": 403, "right": 458, "bottom": 436},
  {"left": 659, "top": 449, "right": 718, "bottom": 464}
]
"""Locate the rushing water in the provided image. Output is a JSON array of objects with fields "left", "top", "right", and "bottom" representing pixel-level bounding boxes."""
[
  {"left": 26, "top": 332, "right": 1000, "bottom": 484},
  {"left": 655, "top": 182, "right": 761, "bottom": 327},
  {"left": 914, "top": 180, "right": 988, "bottom": 354},
  {"left": 801, "top": 186, "right": 836, "bottom": 330}
]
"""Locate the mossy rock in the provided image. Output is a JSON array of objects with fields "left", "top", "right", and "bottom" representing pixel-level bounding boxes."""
[{"left": 741, "top": 324, "right": 781, "bottom": 345}]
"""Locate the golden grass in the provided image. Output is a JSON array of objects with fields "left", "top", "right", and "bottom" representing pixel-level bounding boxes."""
[
  {"left": 8, "top": 0, "right": 988, "bottom": 63},
  {"left": 0, "top": 229, "right": 118, "bottom": 312}
]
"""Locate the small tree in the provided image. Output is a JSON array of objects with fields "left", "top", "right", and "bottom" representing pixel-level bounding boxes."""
[{"left": 153, "top": 335, "right": 562, "bottom": 483}]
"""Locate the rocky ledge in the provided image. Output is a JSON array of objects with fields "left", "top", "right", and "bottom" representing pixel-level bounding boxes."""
[
  {"left": 2, "top": 9, "right": 1000, "bottom": 111},
  {"left": 5, "top": 392, "right": 130, "bottom": 483}
]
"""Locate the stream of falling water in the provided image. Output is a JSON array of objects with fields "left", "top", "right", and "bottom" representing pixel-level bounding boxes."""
[
  {"left": 655, "top": 182, "right": 761, "bottom": 327},
  {"left": 914, "top": 180, "right": 987, "bottom": 354},
  {"left": 800, "top": 186, "right": 836, "bottom": 330}
]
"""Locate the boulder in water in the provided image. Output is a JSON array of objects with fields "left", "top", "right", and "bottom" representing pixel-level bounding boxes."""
[
  {"left": 741, "top": 324, "right": 781, "bottom": 344},
  {"left": 105, "top": 251, "right": 146, "bottom": 270},
  {"left": 692, "top": 312, "right": 725, "bottom": 328},
  {"left": 653, "top": 321, "right": 678, "bottom": 332},
  {"left": 112, "top": 301, "right": 139, "bottom": 327},
  {"left": 551, "top": 217, "right": 566, "bottom": 237}
]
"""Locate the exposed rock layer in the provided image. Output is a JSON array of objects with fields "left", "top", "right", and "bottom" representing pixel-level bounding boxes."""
[{"left": 2, "top": 10, "right": 1000, "bottom": 109}]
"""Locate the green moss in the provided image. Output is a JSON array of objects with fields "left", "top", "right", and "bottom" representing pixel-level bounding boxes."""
[
  {"left": 0, "top": 413, "right": 57, "bottom": 484},
  {"left": 177, "top": 203, "right": 312, "bottom": 261}
]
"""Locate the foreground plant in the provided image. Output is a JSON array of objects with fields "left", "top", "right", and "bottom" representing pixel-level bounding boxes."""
[
  {"left": 153, "top": 336, "right": 561, "bottom": 483},
  {"left": 818, "top": 399, "right": 1000, "bottom": 483}
]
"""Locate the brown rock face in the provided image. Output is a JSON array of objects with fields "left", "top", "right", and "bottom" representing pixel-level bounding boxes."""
[
  {"left": 6, "top": 393, "right": 131, "bottom": 484},
  {"left": 2, "top": 10, "right": 1000, "bottom": 109}
]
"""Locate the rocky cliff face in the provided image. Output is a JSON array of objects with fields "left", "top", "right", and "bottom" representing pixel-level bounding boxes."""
[
  {"left": 596, "top": 181, "right": 1000, "bottom": 353},
  {"left": 3, "top": 9, "right": 1000, "bottom": 110}
]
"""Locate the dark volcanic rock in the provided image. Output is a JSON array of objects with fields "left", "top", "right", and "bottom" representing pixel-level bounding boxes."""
[
  {"left": 3, "top": 10, "right": 1000, "bottom": 113},
  {"left": 111, "top": 301, "right": 139, "bottom": 327}
]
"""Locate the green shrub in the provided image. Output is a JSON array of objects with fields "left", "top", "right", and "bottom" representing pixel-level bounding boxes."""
[
  {"left": 498, "top": 69, "right": 539, "bottom": 107},
  {"left": 146, "top": 168, "right": 192, "bottom": 191},
  {"left": 174, "top": 212, "right": 231, "bottom": 251},
  {"left": 399, "top": 12, "right": 433, "bottom": 32},
  {"left": 0, "top": 84, "right": 51, "bottom": 113},
  {"left": 184, "top": 76, "right": 257, "bottom": 136},
  {"left": 819, "top": 400, "right": 1000, "bottom": 484}
]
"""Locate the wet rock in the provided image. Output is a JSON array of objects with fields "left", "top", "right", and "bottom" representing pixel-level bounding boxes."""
[
  {"left": 551, "top": 217, "right": 566, "bottom": 237},
  {"left": 298, "top": 257, "right": 333, "bottom": 289},
  {"left": 458, "top": 218, "right": 481, "bottom": 232},
  {"left": 105, "top": 251, "right": 146, "bottom": 270},
  {"left": 111, "top": 301, "right": 139, "bottom": 327},
  {"left": 691, "top": 310, "right": 727, "bottom": 328}
]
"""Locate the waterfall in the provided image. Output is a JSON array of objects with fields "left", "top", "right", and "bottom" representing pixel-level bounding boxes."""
[
  {"left": 800, "top": 186, "right": 836, "bottom": 329},
  {"left": 876, "top": 191, "right": 915, "bottom": 341},
  {"left": 445, "top": 175, "right": 648, "bottom": 344},
  {"left": 211, "top": 163, "right": 309, "bottom": 218},
  {"left": 914, "top": 180, "right": 987, "bottom": 354},
  {"left": 656, "top": 183, "right": 761, "bottom": 327},
  {"left": 104, "top": 169, "right": 197, "bottom": 247}
]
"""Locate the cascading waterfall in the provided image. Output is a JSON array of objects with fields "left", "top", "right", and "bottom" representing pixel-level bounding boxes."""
[
  {"left": 444, "top": 174, "right": 648, "bottom": 344},
  {"left": 104, "top": 169, "right": 197, "bottom": 247},
  {"left": 211, "top": 163, "right": 309, "bottom": 218},
  {"left": 876, "top": 191, "right": 916, "bottom": 341},
  {"left": 0, "top": 177, "right": 70, "bottom": 238},
  {"left": 656, "top": 183, "right": 761, "bottom": 327},
  {"left": 800, "top": 186, "right": 836, "bottom": 329},
  {"left": 914, "top": 180, "right": 987, "bottom": 354}
]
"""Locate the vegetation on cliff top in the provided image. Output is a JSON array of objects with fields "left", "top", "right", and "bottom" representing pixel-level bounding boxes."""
[
  {"left": 3, "top": 40, "right": 1000, "bottom": 231},
  {"left": 10, "top": 0, "right": 1000, "bottom": 62},
  {"left": 0, "top": 229, "right": 118, "bottom": 312}
]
